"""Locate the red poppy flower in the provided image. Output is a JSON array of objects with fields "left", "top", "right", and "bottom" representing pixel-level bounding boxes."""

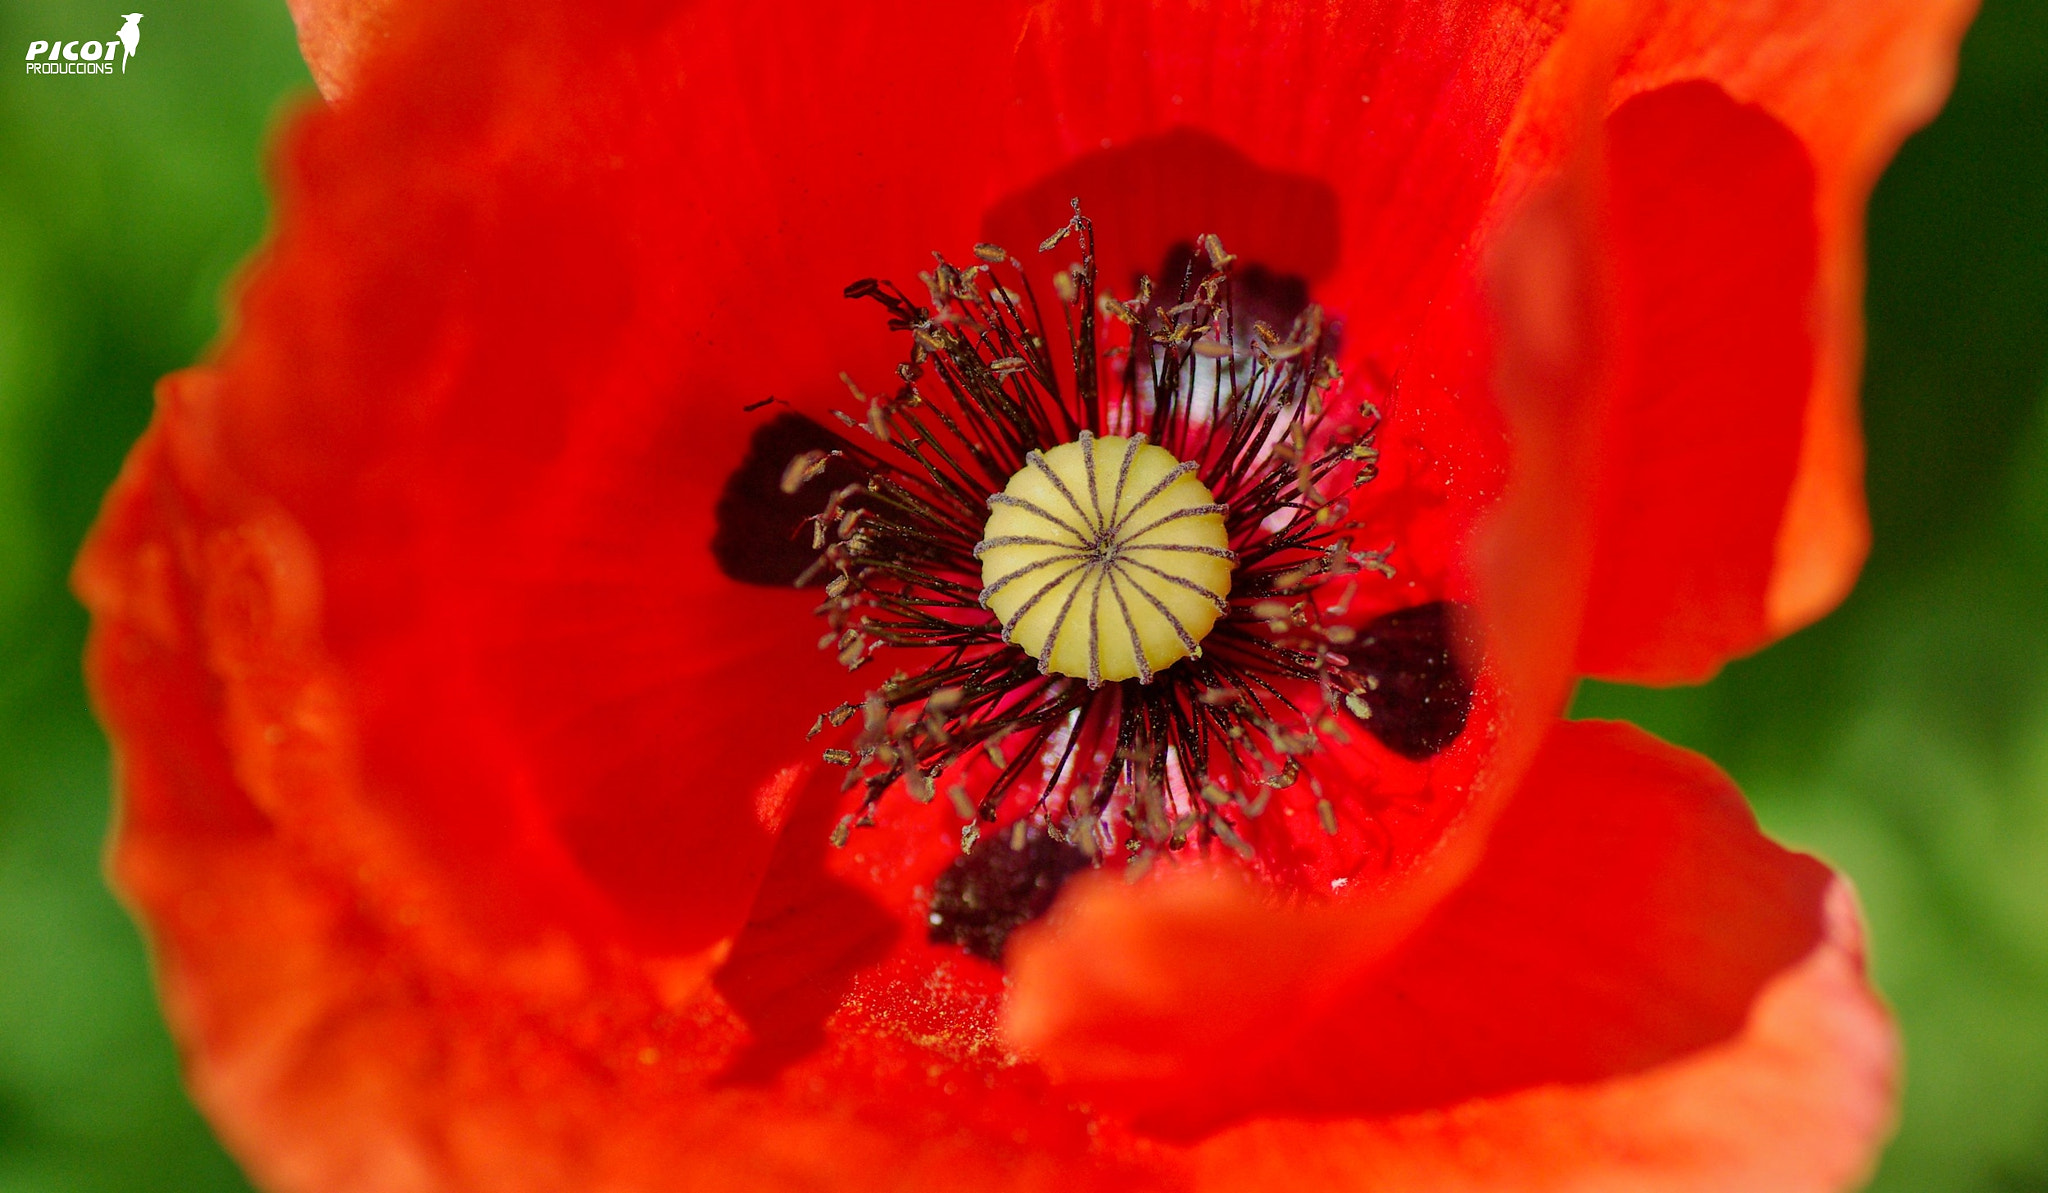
[{"left": 77, "top": 1, "right": 1973, "bottom": 1189}]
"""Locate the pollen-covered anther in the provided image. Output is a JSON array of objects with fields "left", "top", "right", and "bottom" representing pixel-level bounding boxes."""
[{"left": 974, "top": 430, "right": 1234, "bottom": 686}]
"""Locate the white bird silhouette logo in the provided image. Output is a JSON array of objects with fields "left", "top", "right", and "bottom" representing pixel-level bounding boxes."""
[{"left": 116, "top": 13, "right": 142, "bottom": 73}]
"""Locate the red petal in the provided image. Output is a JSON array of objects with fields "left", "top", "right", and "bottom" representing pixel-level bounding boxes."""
[
  {"left": 1188, "top": 879, "right": 1896, "bottom": 1192},
  {"left": 1531, "top": 2, "right": 1975, "bottom": 680},
  {"left": 1005, "top": 721, "right": 1863, "bottom": 1143},
  {"left": 1575, "top": 81, "right": 1820, "bottom": 681},
  {"left": 1613, "top": 0, "right": 1977, "bottom": 648}
]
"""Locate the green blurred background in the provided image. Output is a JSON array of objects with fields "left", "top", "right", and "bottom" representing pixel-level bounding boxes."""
[{"left": 0, "top": 0, "right": 2042, "bottom": 1189}]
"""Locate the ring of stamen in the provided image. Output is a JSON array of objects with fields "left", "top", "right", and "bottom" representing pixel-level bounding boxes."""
[
  {"left": 797, "top": 210, "right": 1417, "bottom": 871},
  {"left": 975, "top": 430, "right": 1233, "bottom": 686}
]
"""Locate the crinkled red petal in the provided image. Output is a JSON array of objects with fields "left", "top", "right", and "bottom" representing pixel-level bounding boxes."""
[
  {"left": 1540, "top": 0, "right": 1978, "bottom": 680},
  {"left": 1573, "top": 82, "right": 1820, "bottom": 681},
  {"left": 1005, "top": 723, "right": 1889, "bottom": 1151},
  {"left": 1188, "top": 877, "right": 1896, "bottom": 1193}
]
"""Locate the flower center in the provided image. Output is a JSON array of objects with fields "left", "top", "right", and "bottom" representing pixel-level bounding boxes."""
[
  {"left": 783, "top": 210, "right": 1386, "bottom": 863},
  {"left": 976, "top": 432, "right": 1233, "bottom": 686},
  {"left": 703, "top": 201, "right": 1480, "bottom": 926}
]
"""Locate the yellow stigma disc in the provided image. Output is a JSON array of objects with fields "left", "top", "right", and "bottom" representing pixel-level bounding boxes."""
[{"left": 975, "top": 432, "right": 1234, "bottom": 686}]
